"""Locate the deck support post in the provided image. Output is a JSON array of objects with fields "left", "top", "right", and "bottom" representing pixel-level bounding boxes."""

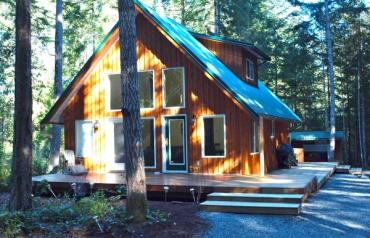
[{"left": 259, "top": 117, "right": 265, "bottom": 176}]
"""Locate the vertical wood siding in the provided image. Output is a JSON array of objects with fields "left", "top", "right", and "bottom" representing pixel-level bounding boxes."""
[
  {"left": 62, "top": 13, "right": 287, "bottom": 175},
  {"left": 197, "top": 38, "right": 258, "bottom": 87}
]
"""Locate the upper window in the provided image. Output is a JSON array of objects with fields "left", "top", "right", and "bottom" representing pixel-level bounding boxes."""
[
  {"left": 108, "top": 71, "right": 154, "bottom": 110},
  {"left": 163, "top": 68, "right": 185, "bottom": 108},
  {"left": 202, "top": 115, "right": 226, "bottom": 157},
  {"left": 139, "top": 71, "right": 154, "bottom": 108},
  {"left": 108, "top": 74, "right": 121, "bottom": 110},
  {"left": 246, "top": 59, "right": 255, "bottom": 81},
  {"left": 251, "top": 119, "right": 259, "bottom": 153}
]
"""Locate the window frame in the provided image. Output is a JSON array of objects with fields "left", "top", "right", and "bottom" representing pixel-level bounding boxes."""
[
  {"left": 250, "top": 119, "right": 259, "bottom": 154},
  {"left": 75, "top": 120, "right": 94, "bottom": 158},
  {"left": 201, "top": 114, "right": 227, "bottom": 158},
  {"left": 106, "top": 70, "right": 155, "bottom": 112},
  {"left": 246, "top": 59, "right": 255, "bottom": 81},
  {"left": 162, "top": 67, "right": 186, "bottom": 109}
]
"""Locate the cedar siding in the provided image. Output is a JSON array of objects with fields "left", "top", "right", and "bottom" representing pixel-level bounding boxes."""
[{"left": 60, "top": 12, "right": 288, "bottom": 175}]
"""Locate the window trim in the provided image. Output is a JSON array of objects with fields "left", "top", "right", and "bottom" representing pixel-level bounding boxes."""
[
  {"left": 162, "top": 67, "right": 186, "bottom": 109},
  {"left": 246, "top": 59, "right": 255, "bottom": 81},
  {"left": 106, "top": 70, "right": 155, "bottom": 112},
  {"left": 201, "top": 114, "right": 227, "bottom": 158},
  {"left": 161, "top": 114, "right": 188, "bottom": 173},
  {"left": 250, "top": 119, "right": 259, "bottom": 154},
  {"left": 75, "top": 120, "right": 94, "bottom": 158}
]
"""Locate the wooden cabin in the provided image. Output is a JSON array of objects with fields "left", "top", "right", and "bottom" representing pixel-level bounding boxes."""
[
  {"left": 41, "top": 1, "right": 301, "bottom": 176},
  {"left": 290, "top": 131, "right": 343, "bottom": 162}
]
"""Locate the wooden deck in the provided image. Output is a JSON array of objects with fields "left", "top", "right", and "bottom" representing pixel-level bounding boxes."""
[{"left": 32, "top": 162, "right": 337, "bottom": 199}]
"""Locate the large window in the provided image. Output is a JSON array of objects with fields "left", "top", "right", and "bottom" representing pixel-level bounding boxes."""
[
  {"left": 250, "top": 119, "right": 259, "bottom": 153},
  {"left": 246, "top": 59, "right": 255, "bottom": 81},
  {"left": 163, "top": 68, "right": 185, "bottom": 108},
  {"left": 75, "top": 120, "right": 93, "bottom": 157},
  {"left": 141, "top": 118, "right": 156, "bottom": 168},
  {"left": 108, "top": 71, "right": 154, "bottom": 110},
  {"left": 110, "top": 118, "right": 156, "bottom": 168},
  {"left": 202, "top": 115, "right": 226, "bottom": 157}
]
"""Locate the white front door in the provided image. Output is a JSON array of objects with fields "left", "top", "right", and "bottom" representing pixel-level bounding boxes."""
[{"left": 106, "top": 119, "right": 125, "bottom": 171}]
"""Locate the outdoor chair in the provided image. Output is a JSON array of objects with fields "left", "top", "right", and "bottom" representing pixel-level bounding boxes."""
[{"left": 62, "top": 150, "right": 88, "bottom": 176}]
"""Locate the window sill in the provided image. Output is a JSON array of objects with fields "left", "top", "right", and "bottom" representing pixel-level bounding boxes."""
[
  {"left": 202, "top": 155, "right": 226, "bottom": 159},
  {"left": 250, "top": 152, "right": 260, "bottom": 156}
]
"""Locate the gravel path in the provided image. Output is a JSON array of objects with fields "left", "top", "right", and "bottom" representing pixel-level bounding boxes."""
[{"left": 200, "top": 174, "right": 370, "bottom": 238}]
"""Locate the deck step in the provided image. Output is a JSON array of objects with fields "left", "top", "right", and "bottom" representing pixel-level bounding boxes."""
[
  {"left": 207, "top": 192, "right": 304, "bottom": 203},
  {"left": 336, "top": 165, "right": 351, "bottom": 174},
  {"left": 200, "top": 200, "right": 301, "bottom": 215}
]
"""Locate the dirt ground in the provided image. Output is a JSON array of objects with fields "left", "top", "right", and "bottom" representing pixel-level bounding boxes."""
[{"left": 0, "top": 193, "right": 209, "bottom": 238}]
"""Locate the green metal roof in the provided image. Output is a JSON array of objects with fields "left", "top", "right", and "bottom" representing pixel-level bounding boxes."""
[
  {"left": 136, "top": 0, "right": 301, "bottom": 122},
  {"left": 290, "top": 131, "right": 344, "bottom": 141}
]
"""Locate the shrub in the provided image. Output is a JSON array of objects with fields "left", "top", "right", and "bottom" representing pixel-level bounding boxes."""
[
  {"left": 76, "top": 190, "right": 113, "bottom": 219},
  {"left": 0, "top": 211, "right": 24, "bottom": 237}
]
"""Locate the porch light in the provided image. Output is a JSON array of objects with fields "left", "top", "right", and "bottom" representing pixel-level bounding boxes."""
[
  {"left": 163, "top": 186, "right": 170, "bottom": 202},
  {"left": 189, "top": 188, "right": 196, "bottom": 203}
]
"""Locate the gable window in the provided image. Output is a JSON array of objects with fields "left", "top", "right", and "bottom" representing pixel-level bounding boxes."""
[
  {"left": 202, "top": 115, "right": 226, "bottom": 157},
  {"left": 250, "top": 119, "right": 259, "bottom": 153},
  {"left": 271, "top": 120, "right": 275, "bottom": 138},
  {"left": 246, "top": 59, "right": 254, "bottom": 81},
  {"left": 108, "top": 70, "right": 154, "bottom": 110},
  {"left": 75, "top": 120, "right": 93, "bottom": 158},
  {"left": 163, "top": 67, "right": 185, "bottom": 108}
]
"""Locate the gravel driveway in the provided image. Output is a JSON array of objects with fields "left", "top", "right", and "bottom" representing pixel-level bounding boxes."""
[{"left": 200, "top": 174, "right": 370, "bottom": 238}]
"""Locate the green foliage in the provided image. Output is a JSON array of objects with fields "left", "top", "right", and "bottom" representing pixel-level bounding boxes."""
[
  {"left": 0, "top": 212, "right": 24, "bottom": 237},
  {"left": 75, "top": 190, "right": 113, "bottom": 218}
]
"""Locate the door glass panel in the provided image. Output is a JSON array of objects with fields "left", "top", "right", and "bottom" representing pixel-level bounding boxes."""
[
  {"left": 76, "top": 121, "right": 93, "bottom": 157},
  {"left": 142, "top": 119, "right": 155, "bottom": 167},
  {"left": 114, "top": 122, "right": 124, "bottom": 163},
  {"left": 169, "top": 119, "right": 184, "bottom": 164}
]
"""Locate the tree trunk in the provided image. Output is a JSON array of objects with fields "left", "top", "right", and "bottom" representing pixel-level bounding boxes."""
[
  {"left": 180, "top": 0, "right": 185, "bottom": 25},
  {"left": 322, "top": 57, "right": 328, "bottom": 130},
  {"left": 48, "top": 0, "right": 63, "bottom": 172},
  {"left": 214, "top": 0, "right": 220, "bottom": 35},
  {"left": 118, "top": 0, "right": 148, "bottom": 222},
  {"left": 324, "top": 0, "right": 335, "bottom": 162},
  {"left": 9, "top": 0, "right": 32, "bottom": 211}
]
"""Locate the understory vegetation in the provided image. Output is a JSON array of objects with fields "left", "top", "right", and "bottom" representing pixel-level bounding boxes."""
[{"left": 0, "top": 191, "right": 169, "bottom": 237}]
